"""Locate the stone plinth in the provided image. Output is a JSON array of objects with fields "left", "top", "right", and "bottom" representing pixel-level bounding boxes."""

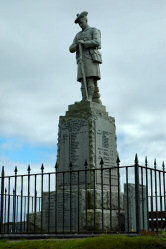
[
  {"left": 56, "top": 101, "right": 121, "bottom": 232},
  {"left": 57, "top": 101, "right": 118, "bottom": 190},
  {"left": 29, "top": 188, "right": 124, "bottom": 232}
]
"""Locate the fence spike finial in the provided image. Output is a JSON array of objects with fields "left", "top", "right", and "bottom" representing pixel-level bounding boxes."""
[
  {"left": 27, "top": 165, "right": 31, "bottom": 174},
  {"left": 116, "top": 154, "right": 120, "bottom": 166},
  {"left": 154, "top": 158, "right": 157, "bottom": 169},
  {"left": 100, "top": 158, "right": 104, "bottom": 168},
  {"left": 162, "top": 161, "right": 165, "bottom": 171},
  {"left": 145, "top": 156, "right": 148, "bottom": 167},
  {"left": 84, "top": 160, "right": 88, "bottom": 169},
  {"left": 135, "top": 154, "right": 138, "bottom": 165},
  {"left": 14, "top": 166, "right": 17, "bottom": 175},
  {"left": 1, "top": 166, "right": 4, "bottom": 177},
  {"left": 41, "top": 163, "right": 44, "bottom": 173}
]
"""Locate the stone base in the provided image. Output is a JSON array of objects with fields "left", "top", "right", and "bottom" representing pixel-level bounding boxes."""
[{"left": 29, "top": 188, "right": 124, "bottom": 232}]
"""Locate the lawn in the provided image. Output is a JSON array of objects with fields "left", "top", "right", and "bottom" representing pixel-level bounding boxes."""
[{"left": 0, "top": 235, "right": 166, "bottom": 249}]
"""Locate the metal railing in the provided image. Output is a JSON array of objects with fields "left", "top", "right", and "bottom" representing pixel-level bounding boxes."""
[{"left": 0, "top": 155, "right": 165, "bottom": 235}]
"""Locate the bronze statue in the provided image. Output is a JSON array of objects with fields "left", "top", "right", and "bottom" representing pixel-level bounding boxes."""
[{"left": 69, "top": 11, "right": 102, "bottom": 104}]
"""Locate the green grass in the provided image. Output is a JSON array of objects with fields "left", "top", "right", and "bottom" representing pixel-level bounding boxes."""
[{"left": 0, "top": 235, "right": 166, "bottom": 249}]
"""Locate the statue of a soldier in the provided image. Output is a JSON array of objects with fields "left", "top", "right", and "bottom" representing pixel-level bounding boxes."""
[{"left": 69, "top": 11, "right": 102, "bottom": 104}]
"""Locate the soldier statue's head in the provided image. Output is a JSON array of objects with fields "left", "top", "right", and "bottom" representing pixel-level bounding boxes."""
[{"left": 75, "top": 11, "right": 88, "bottom": 30}]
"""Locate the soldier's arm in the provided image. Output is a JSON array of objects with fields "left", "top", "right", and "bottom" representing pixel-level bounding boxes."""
[
  {"left": 84, "top": 28, "right": 101, "bottom": 48},
  {"left": 69, "top": 35, "right": 78, "bottom": 53}
]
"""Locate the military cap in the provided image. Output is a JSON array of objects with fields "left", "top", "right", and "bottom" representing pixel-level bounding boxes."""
[{"left": 75, "top": 11, "right": 88, "bottom": 23}]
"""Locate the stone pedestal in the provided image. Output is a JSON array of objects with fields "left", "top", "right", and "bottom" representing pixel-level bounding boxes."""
[
  {"left": 57, "top": 101, "right": 118, "bottom": 190},
  {"left": 55, "top": 101, "right": 123, "bottom": 232}
]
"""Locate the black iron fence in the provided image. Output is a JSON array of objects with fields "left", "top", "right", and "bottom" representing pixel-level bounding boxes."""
[{"left": 0, "top": 155, "right": 166, "bottom": 236}]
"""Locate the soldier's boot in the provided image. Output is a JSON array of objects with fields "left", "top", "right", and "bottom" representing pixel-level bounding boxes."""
[
  {"left": 93, "top": 81, "right": 102, "bottom": 104},
  {"left": 87, "top": 78, "right": 95, "bottom": 101}
]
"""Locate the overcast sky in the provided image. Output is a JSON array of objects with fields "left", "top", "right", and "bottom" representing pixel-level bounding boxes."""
[{"left": 0, "top": 0, "right": 166, "bottom": 174}]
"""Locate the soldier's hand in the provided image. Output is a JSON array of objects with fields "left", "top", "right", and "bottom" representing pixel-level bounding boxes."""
[{"left": 78, "top": 40, "right": 85, "bottom": 44}]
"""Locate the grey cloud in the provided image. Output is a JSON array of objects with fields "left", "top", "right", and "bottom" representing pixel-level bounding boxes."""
[{"left": 0, "top": 0, "right": 166, "bottom": 163}]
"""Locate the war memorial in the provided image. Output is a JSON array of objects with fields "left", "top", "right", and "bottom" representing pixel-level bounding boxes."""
[
  {"left": 57, "top": 11, "right": 124, "bottom": 232},
  {"left": 2, "top": 11, "right": 165, "bottom": 237},
  {"left": 36, "top": 11, "right": 124, "bottom": 232}
]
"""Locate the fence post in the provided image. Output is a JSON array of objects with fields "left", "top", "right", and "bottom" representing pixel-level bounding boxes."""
[
  {"left": 145, "top": 156, "right": 149, "bottom": 231},
  {"left": 116, "top": 155, "right": 121, "bottom": 232},
  {"left": 0, "top": 166, "right": 5, "bottom": 234},
  {"left": 84, "top": 160, "right": 88, "bottom": 231},
  {"left": 27, "top": 165, "right": 31, "bottom": 232},
  {"left": 135, "top": 154, "right": 140, "bottom": 233},
  {"left": 162, "top": 161, "right": 166, "bottom": 232},
  {"left": 100, "top": 158, "right": 104, "bottom": 232},
  {"left": 55, "top": 162, "right": 58, "bottom": 233},
  {"left": 13, "top": 166, "right": 17, "bottom": 232},
  {"left": 69, "top": 162, "right": 72, "bottom": 232},
  {"left": 154, "top": 159, "right": 158, "bottom": 232}
]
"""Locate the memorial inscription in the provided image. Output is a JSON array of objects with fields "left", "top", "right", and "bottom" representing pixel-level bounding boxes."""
[
  {"left": 95, "top": 118, "right": 118, "bottom": 185},
  {"left": 59, "top": 119, "right": 89, "bottom": 171}
]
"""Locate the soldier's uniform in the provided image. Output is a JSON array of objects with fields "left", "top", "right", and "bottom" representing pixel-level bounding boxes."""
[
  {"left": 70, "top": 26, "right": 102, "bottom": 82},
  {"left": 69, "top": 11, "right": 102, "bottom": 103}
]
